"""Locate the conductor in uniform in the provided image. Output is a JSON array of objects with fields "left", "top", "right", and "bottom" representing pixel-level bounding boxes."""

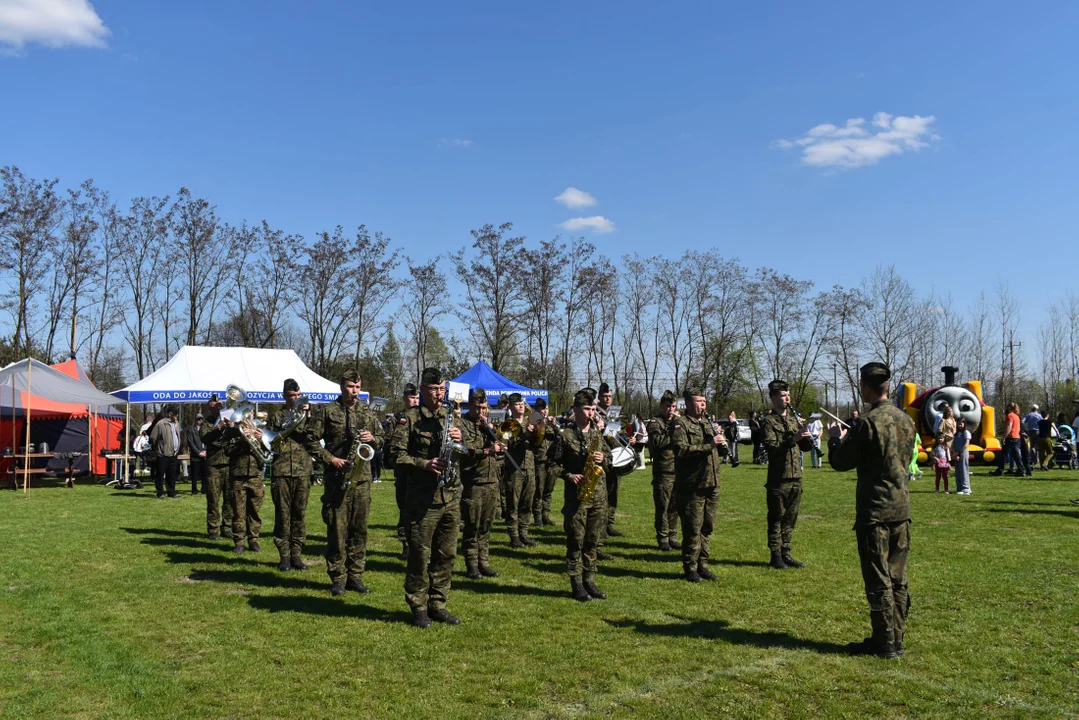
[
  {"left": 760, "top": 379, "right": 813, "bottom": 570},
  {"left": 828, "top": 362, "right": 915, "bottom": 659}
]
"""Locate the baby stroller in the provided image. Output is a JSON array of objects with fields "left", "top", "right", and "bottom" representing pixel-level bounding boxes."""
[{"left": 1054, "top": 425, "right": 1077, "bottom": 469}]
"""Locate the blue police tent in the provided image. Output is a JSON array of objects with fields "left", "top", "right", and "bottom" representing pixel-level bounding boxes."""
[{"left": 450, "top": 361, "right": 548, "bottom": 405}]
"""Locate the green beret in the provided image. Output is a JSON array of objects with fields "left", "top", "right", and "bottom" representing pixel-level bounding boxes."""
[
  {"left": 573, "top": 390, "right": 593, "bottom": 407},
  {"left": 683, "top": 387, "right": 704, "bottom": 402}
]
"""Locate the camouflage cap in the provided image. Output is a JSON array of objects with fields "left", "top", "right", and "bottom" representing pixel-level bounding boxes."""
[
  {"left": 659, "top": 390, "right": 676, "bottom": 404},
  {"left": 420, "top": 367, "right": 443, "bottom": 385},
  {"left": 860, "top": 362, "right": 891, "bottom": 385},
  {"left": 573, "top": 390, "right": 593, "bottom": 407},
  {"left": 402, "top": 383, "right": 418, "bottom": 397},
  {"left": 683, "top": 387, "right": 705, "bottom": 402},
  {"left": 339, "top": 368, "right": 360, "bottom": 385},
  {"left": 767, "top": 379, "right": 789, "bottom": 396},
  {"left": 468, "top": 387, "right": 488, "bottom": 406}
]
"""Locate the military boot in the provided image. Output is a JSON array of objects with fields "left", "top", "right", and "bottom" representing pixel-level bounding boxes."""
[
  {"left": 277, "top": 554, "right": 291, "bottom": 572},
  {"left": 697, "top": 565, "right": 718, "bottom": 581},
  {"left": 345, "top": 576, "right": 370, "bottom": 594},
  {"left": 520, "top": 531, "right": 538, "bottom": 547},
  {"left": 770, "top": 551, "right": 788, "bottom": 569},
  {"left": 658, "top": 538, "right": 671, "bottom": 551},
  {"left": 465, "top": 560, "right": 483, "bottom": 580},
  {"left": 782, "top": 551, "right": 805, "bottom": 568},
  {"left": 542, "top": 512, "right": 555, "bottom": 526},
  {"left": 330, "top": 578, "right": 346, "bottom": 596},
  {"left": 606, "top": 526, "right": 625, "bottom": 537},
  {"left": 248, "top": 540, "right": 261, "bottom": 553},
  {"left": 596, "top": 550, "right": 613, "bottom": 561},
  {"left": 847, "top": 637, "right": 898, "bottom": 659},
  {"left": 478, "top": 561, "right": 500, "bottom": 578},
  {"left": 208, "top": 531, "right": 220, "bottom": 540},
  {"left": 411, "top": 609, "right": 433, "bottom": 628},
  {"left": 290, "top": 555, "right": 308, "bottom": 571},
  {"left": 398, "top": 541, "right": 409, "bottom": 561},
  {"left": 509, "top": 535, "right": 525, "bottom": 549},
  {"left": 429, "top": 607, "right": 460, "bottom": 625},
  {"left": 232, "top": 541, "right": 245, "bottom": 555},
  {"left": 533, "top": 512, "right": 543, "bottom": 527},
  {"left": 570, "top": 577, "right": 592, "bottom": 602},
  {"left": 684, "top": 569, "right": 702, "bottom": 583},
  {"left": 222, "top": 528, "right": 234, "bottom": 540},
  {"left": 583, "top": 578, "right": 607, "bottom": 600},
  {"left": 667, "top": 535, "right": 681, "bottom": 550}
]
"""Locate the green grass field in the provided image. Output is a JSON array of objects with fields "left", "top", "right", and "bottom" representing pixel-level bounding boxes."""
[{"left": 2, "top": 461, "right": 1077, "bottom": 719}]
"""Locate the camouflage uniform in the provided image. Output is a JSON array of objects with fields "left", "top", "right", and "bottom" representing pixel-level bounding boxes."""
[
  {"left": 502, "top": 418, "right": 538, "bottom": 544},
  {"left": 596, "top": 407, "right": 623, "bottom": 538},
  {"left": 761, "top": 411, "right": 813, "bottom": 555},
  {"left": 392, "top": 404, "right": 478, "bottom": 613},
  {"left": 225, "top": 427, "right": 265, "bottom": 546},
  {"left": 671, "top": 414, "right": 728, "bottom": 575},
  {"left": 385, "top": 412, "right": 411, "bottom": 549},
  {"left": 310, "top": 398, "right": 385, "bottom": 585},
  {"left": 829, "top": 401, "right": 915, "bottom": 649},
  {"left": 531, "top": 425, "right": 558, "bottom": 525},
  {"left": 549, "top": 423, "right": 611, "bottom": 580},
  {"left": 647, "top": 414, "right": 679, "bottom": 544},
  {"left": 267, "top": 407, "right": 319, "bottom": 562},
  {"left": 200, "top": 411, "right": 234, "bottom": 537},
  {"left": 458, "top": 414, "right": 502, "bottom": 571}
]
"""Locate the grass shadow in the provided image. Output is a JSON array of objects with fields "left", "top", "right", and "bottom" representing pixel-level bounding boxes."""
[
  {"left": 713, "top": 558, "right": 772, "bottom": 568},
  {"left": 606, "top": 615, "right": 849, "bottom": 655},
  {"left": 186, "top": 567, "right": 327, "bottom": 592},
  {"left": 247, "top": 594, "right": 406, "bottom": 624},
  {"left": 525, "top": 560, "right": 675, "bottom": 581},
  {"left": 981, "top": 508, "right": 1079, "bottom": 519},
  {"left": 138, "top": 536, "right": 228, "bottom": 551},
  {"left": 486, "top": 546, "right": 563, "bottom": 562},
  {"left": 164, "top": 550, "right": 260, "bottom": 566},
  {"left": 453, "top": 578, "right": 566, "bottom": 598},
  {"left": 122, "top": 527, "right": 208, "bottom": 539}
]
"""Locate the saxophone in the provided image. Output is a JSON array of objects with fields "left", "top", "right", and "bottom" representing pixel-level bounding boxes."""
[{"left": 577, "top": 425, "right": 606, "bottom": 502}]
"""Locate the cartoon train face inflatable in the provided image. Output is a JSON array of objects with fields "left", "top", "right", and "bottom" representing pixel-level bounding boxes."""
[{"left": 899, "top": 366, "right": 1001, "bottom": 464}]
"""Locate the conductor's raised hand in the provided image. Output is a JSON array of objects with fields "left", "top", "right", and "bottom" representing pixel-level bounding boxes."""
[{"left": 828, "top": 422, "right": 845, "bottom": 440}]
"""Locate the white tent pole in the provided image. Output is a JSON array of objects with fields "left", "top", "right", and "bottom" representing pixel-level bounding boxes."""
[
  {"left": 23, "top": 361, "right": 31, "bottom": 495},
  {"left": 124, "top": 402, "right": 131, "bottom": 485}
]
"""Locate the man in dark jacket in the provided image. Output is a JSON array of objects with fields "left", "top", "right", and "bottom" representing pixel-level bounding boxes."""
[{"left": 185, "top": 414, "right": 206, "bottom": 495}]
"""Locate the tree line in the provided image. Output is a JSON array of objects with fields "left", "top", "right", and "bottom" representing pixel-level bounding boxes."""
[{"left": 2, "top": 165, "right": 1076, "bottom": 417}]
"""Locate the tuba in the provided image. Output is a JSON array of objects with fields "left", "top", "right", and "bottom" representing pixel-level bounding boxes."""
[
  {"left": 224, "top": 385, "right": 269, "bottom": 464},
  {"left": 261, "top": 396, "right": 310, "bottom": 456}
]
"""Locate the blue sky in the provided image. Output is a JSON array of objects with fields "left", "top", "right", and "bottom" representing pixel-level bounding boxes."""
[{"left": 2, "top": 1, "right": 1076, "bottom": 339}]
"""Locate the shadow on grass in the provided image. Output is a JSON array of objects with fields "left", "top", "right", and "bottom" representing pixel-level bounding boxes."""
[
  {"left": 605, "top": 615, "right": 849, "bottom": 654},
  {"left": 247, "top": 594, "right": 407, "bottom": 624},
  {"left": 525, "top": 560, "right": 675, "bottom": 581},
  {"left": 122, "top": 527, "right": 209, "bottom": 539},
  {"left": 186, "top": 567, "right": 327, "bottom": 592},
  {"left": 976, "top": 500, "right": 1076, "bottom": 507},
  {"left": 981, "top": 508, "right": 1079, "bottom": 519},
  {"left": 487, "top": 546, "right": 563, "bottom": 562},
  {"left": 138, "top": 537, "right": 226, "bottom": 550},
  {"left": 453, "top": 578, "right": 566, "bottom": 598},
  {"left": 165, "top": 550, "right": 259, "bottom": 566}
]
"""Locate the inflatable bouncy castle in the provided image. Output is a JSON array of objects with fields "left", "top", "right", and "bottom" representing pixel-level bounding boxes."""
[{"left": 898, "top": 366, "right": 1001, "bottom": 465}]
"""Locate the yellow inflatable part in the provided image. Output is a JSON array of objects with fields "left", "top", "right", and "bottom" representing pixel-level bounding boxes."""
[
  {"left": 983, "top": 450, "right": 995, "bottom": 464},
  {"left": 901, "top": 382, "right": 918, "bottom": 408}
]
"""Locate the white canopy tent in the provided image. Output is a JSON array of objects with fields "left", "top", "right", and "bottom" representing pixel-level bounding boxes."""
[{"left": 112, "top": 345, "right": 361, "bottom": 404}]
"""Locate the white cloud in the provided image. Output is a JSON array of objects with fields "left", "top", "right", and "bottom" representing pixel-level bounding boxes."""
[
  {"left": 773, "top": 112, "right": 939, "bottom": 169},
  {"left": 0, "top": 0, "right": 110, "bottom": 52},
  {"left": 438, "top": 137, "right": 473, "bottom": 149},
  {"left": 559, "top": 216, "right": 615, "bottom": 234},
  {"left": 554, "top": 187, "right": 597, "bottom": 209}
]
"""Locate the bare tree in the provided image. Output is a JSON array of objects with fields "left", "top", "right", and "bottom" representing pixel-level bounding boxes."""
[
  {"left": 85, "top": 185, "right": 124, "bottom": 383},
  {"left": 859, "top": 265, "right": 917, "bottom": 383},
  {"left": 452, "top": 222, "right": 525, "bottom": 372},
  {"left": 826, "top": 285, "right": 869, "bottom": 409},
  {"left": 115, "top": 195, "right": 169, "bottom": 378},
  {"left": 169, "top": 188, "right": 233, "bottom": 346},
  {"left": 622, "top": 254, "right": 660, "bottom": 405},
  {"left": 296, "top": 227, "right": 359, "bottom": 374},
  {"left": 554, "top": 237, "right": 597, "bottom": 400},
  {"left": 402, "top": 259, "right": 450, "bottom": 379},
  {"left": 654, "top": 255, "right": 692, "bottom": 392},
  {"left": 349, "top": 225, "right": 401, "bottom": 365},
  {"left": 995, "top": 281, "right": 1022, "bottom": 407},
  {"left": 0, "top": 166, "right": 62, "bottom": 356},
  {"left": 522, "top": 237, "right": 567, "bottom": 386}
]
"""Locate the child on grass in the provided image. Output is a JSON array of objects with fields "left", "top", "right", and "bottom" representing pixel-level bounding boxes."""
[
  {"left": 952, "top": 418, "right": 971, "bottom": 495},
  {"left": 933, "top": 442, "right": 950, "bottom": 494}
]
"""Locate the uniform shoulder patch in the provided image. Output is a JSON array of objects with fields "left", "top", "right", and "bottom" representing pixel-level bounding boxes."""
[{"left": 398, "top": 417, "right": 408, "bottom": 425}]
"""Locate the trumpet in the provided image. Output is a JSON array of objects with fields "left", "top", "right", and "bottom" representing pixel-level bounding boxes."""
[{"left": 498, "top": 418, "right": 522, "bottom": 441}]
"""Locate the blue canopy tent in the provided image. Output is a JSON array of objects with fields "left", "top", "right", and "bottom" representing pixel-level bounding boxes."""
[{"left": 450, "top": 361, "right": 548, "bottom": 405}]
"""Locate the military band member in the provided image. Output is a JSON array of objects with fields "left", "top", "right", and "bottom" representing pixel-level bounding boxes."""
[
  {"left": 595, "top": 383, "right": 625, "bottom": 540},
  {"left": 267, "top": 379, "right": 316, "bottom": 572},
  {"left": 200, "top": 393, "right": 234, "bottom": 540},
  {"left": 761, "top": 379, "right": 814, "bottom": 570},
  {"left": 828, "top": 362, "right": 915, "bottom": 659},
  {"left": 648, "top": 390, "right": 681, "bottom": 551},
  {"left": 458, "top": 388, "right": 503, "bottom": 579},
  {"left": 531, "top": 397, "right": 558, "bottom": 527},
  {"left": 224, "top": 410, "right": 266, "bottom": 554},
  {"left": 387, "top": 383, "right": 420, "bottom": 560},
  {"left": 391, "top": 367, "right": 477, "bottom": 628},
  {"left": 550, "top": 389, "right": 612, "bottom": 601},
  {"left": 671, "top": 387, "right": 728, "bottom": 582},
  {"left": 502, "top": 392, "right": 539, "bottom": 548},
  {"left": 310, "top": 369, "right": 384, "bottom": 596}
]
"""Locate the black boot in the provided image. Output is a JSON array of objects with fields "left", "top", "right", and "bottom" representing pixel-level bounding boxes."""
[
  {"left": 330, "top": 578, "right": 346, "bottom": 596},
  {"left": 411, "top": 609, "right": 432, "bottom": 628},
  {"left": 290, "top": 556, "right": 308, "bottom": 571},
  {"left": 607, "top": 526, "right": 625, "bottom": 537},
  {"left": 782, "top": 551, "right": 805, "bottom": 568},
  {"left": 847, "top": 637, "right": 898, "bottom": 659},
  {"left": 345, "top": 576, "right": 370, "bottom": 594},
  {"left": 277, "top": 555, "right": 291, "bottom": 572},
  {"left": 429, "top": 607, "right": 460, "bottom": 625},
  {"left": 478, "top": 562, "right": 500, "bottom": 578},
  {"left": 398, "top": 542, "right": 409, "bottom": 561},
  {"left": 570, "top": 577, "right": 592, "bottom": 602},
  {"left": 207, "top": 531, "right": 220, "bottom": 540},
  {"left": 658, "top": 538, "right": 671, "bottom": 551},
  {"left": 697, "top": 566, "right": 718, "bottom": 581},
  {"left": 542, "top": 513, "right": 554, "bottom": 526},
  {"left": 510, "top": 536, "right": 525, "bottom": 549},
  {"left": 248, "top": 540, "right": 261, "bottom": 553},
  {"left": 770, "top": 551, "right": 788, "bottom": 569},
  {"left": 520, "top": 532, "right": 538, "bottom": 547},
  {"left": 232, "top": 541, "right": 245, "bottom": 555},
  {"left": 596, "top": 550, "right": 613, "bottom": 561},
  {"left": 668, "top": 536, "right": 681, "bottom": 550},
  {"left": 684, "top": 569, "right": 702, "bottom": 583},
  {"left": 465, "top": 561, "right": 482, "bottom": 580},
  {"left": 583, "top": 578, "right": 607, "bottom": 599}
]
